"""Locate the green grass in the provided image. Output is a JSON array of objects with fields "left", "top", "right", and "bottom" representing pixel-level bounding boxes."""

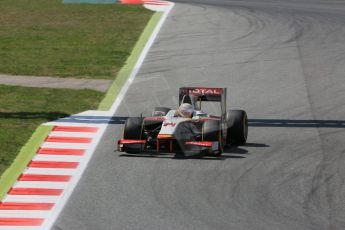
[
  {"left": 0, "top": 85, "right": 104, "bottom": 176},
  {"left": 0, "top": 125, "right": 52, "bottom": 200},
  {"left": 0, "top": 0, "right": 153, "bottom": 79}
]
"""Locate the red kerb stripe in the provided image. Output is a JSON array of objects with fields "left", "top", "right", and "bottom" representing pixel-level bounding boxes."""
[
  {"left": 45, "top": 136, "right": 92, "bottom": 143},
  {"left": 29, "top": 161, "right": 79, "bottom": 169},
  {"left": 9, "top": 188, "right": 63, "bottom": 196},
  {"left": 0, "top": 218, "right": 44, "bottom": 226},
  {"left": 121, "top": 0, "right": 144, "bottom": 3},
  {"left": 37, "top": 148, "right": 85, "bottom": 156},
  {"left": 53, "top": 126, "right": 98, "bottom": 133},
  {"left": 19, "top": 174, "right": 71, "bottom": 182},
  {"left": 0, "top": 202, "right": 54, "bottom": 210}
]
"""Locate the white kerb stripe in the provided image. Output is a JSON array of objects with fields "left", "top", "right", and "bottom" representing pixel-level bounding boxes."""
[
  {"left": 4, "top": 195, "right": 60, "bottom": 203},
  {"left": 41, "top": 142, "right": 91, "bottom": 149},
  {"left": 48, "top": 132, "right": 97, "bottom": 138},
  {"left": 0, "top": 210, "right": 50, "bottom": 218},
  {"left": 24, "top": 168, "right": 78, "bottom": 176},
  {"left": 33, "top": 154, "right": 83, "bottom": 162},
  {"left": 13, "top": 181, "right": 68, "bottom": 189},
  {"left": 0, "top": 226, "right": 43, "bottom": 230}
]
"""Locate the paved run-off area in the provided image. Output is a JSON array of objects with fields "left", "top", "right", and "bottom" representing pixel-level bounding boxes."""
[
  {"left": 0, "top": 74, "right": 112, "bottom": 92},
  {"left": 53, "top": 0, "right": 345, "bottom": 230}
]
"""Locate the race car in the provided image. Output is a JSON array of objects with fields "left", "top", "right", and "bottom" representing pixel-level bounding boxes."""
[{"left": 117, "top": 87, "right": 248, "bottom": 157}]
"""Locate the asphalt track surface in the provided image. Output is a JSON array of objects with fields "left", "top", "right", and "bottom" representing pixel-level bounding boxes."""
[{"left": 54, "top": 1, "right": 345, "bottom": 229}]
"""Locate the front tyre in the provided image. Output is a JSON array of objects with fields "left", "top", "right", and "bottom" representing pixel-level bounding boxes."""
[
  {"left": 123, "top": 117, "right": 144, "bottom": 153},
  {"left": 226, "top": 110, "right": 248, "bottom": 145}
]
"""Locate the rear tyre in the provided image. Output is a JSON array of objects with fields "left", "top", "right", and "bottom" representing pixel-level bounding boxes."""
[
  {"left": 123, "top": 117, "right": 144, "bottom": 153},
  {"left": 202, "top": 120, "right": 223, "bottom": 155},
  {"left": 226, "top": 110, "right": 248, "bottom": 145},
  {"left": 152, "top": 107, "right": 171, "bottom": 116}
]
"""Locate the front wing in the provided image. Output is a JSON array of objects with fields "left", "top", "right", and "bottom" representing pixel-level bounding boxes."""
[{"left": 118, "top": 138, "right": 219, "bottom": 154}]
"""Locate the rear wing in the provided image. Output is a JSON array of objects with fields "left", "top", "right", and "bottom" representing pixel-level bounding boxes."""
[
  {"left": 179, "top": 87, "right": 227, "bottom": 117},
  {"left": 179, "top": 87, "right": 226, "bottom": 103}
]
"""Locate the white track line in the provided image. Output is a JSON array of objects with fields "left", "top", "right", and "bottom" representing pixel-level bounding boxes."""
[{"left": 109, "top": 4, "right": 174, "bottom": 114}]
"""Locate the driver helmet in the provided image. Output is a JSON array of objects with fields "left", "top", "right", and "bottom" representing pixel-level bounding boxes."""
[{"left": 178, "top": 103, "right": 194, "bottom": 118}]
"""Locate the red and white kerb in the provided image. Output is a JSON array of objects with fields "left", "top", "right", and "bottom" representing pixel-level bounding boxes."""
[{"left": 0, "top": 125, "right": 102, "bottom": 229}]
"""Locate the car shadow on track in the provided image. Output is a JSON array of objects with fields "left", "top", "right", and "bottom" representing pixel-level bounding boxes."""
[
  {"left": 249, "top": 119, "right": 345, "bottom": 128},
  {"left": 53, "top": 115, "right": 345, "bottom": 128},
  {"left": 119, "top": 153, "right": 244, "bottom": 160}
]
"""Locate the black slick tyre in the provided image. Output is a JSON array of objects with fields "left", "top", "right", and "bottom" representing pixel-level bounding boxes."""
[
  {"left": 123, "top": 117, "right": 144, "bottom": 153},
  {"left": 226, "top": 110, "right": 248, "bottom": 145},
  {"left": 202, "top": 120, "right": 223, "bottom": 155}
]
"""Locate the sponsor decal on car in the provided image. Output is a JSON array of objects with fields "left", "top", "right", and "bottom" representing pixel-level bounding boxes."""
[
  {"left": 182, "top": 88, "right": 223, "bottom": 95},
  {"left": 163, "top": 122, "right": 177, "bottom": 127}
]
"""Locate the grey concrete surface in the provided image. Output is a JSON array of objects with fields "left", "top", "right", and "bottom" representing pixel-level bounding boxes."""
[
  {"left": 53, "top": 1, "right": 345, "bottom": 229},
  {"left": 0, "top": 74, "right": 112, "bottom": 92}
]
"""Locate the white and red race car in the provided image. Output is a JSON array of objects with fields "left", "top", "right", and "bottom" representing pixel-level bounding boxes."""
[{"left": 117, "top": 87, "right": 248, "bottom": 157}]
